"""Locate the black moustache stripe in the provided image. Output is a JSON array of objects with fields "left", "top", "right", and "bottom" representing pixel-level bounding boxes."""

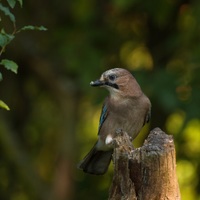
[{"left": 105, "top": 82, "right": 119, "bottom": 89}]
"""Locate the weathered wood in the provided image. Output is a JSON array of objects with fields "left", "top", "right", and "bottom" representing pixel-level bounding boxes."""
[
  {"left": 109, "top": 129, "right": 137, "bottom": 200},
  {"left": 109, "top": 128, "right": 181, "bottom": 200}
]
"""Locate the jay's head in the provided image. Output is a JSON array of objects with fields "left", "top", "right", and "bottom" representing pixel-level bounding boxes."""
[{"left": 90, "top": 68, "right": 142, "bottom": 97}]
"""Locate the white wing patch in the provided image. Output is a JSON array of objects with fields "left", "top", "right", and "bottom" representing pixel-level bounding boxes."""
[{"left": 105, "top": 134, "right": 113, "bottom": 145}]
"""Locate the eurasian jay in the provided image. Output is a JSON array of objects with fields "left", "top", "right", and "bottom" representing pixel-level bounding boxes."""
[{"left": 78, "top": 68, "right": 151, "bottom": 175}]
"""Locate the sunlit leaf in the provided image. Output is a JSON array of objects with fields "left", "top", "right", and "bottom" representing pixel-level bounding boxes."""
[
  {"left": 0, "top": 59, "right": 18, "bottom": 74},
  {"left": 7, "top": 0, "right": 16, "bottom": 8},
  {"left": 0, "top": 100, "right": 10, "bottom": 110},
  {"left": 0, "top": 3, "right": 16, "bottom": 23},
  {"left": 19, "top": 25, "right": 47, "bottom": 32}
]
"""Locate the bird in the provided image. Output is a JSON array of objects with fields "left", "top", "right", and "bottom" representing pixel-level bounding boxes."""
[{"left": 78, "top": 68, "right": 151, "bottom": 175}]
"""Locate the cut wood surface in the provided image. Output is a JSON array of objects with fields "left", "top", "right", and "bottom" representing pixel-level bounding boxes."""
[{"left": 109, "top": 128, "right": 181, "bottom": 200}]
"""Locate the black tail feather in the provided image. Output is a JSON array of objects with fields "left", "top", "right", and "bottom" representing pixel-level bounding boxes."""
[{"left": 78, "top": 144, "right": 113, "bottom": 175}]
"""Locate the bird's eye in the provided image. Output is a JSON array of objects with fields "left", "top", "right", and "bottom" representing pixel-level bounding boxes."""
[{"left": 108, "top": 74, "right": 117, "bottom": 81}]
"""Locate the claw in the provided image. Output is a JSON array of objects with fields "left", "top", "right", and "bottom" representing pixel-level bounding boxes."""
[{"left": 116, "top": 128, "right": 123, "bottom": 134}]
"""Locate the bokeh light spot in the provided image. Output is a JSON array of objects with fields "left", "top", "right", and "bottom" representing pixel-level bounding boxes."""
[{"left": 120, "top": 42, "right": 153, "bottom": 70}]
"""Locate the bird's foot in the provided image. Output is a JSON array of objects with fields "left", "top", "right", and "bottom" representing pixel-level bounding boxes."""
[{"left": 116, "top": 128, "right": 123, "bottom": 134}]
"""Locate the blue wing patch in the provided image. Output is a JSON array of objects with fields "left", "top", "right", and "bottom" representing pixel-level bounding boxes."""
[{"left": 98, "top": 104, "right": 108, "bottom": 132}]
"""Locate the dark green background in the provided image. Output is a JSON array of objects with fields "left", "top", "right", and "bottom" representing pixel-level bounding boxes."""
[{"left": 0, "top": 0, "right": 200, "bottom": 199}]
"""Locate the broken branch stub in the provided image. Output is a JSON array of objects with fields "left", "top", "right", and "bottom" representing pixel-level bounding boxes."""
[{"left": 109, "top": 128, "right": 181, "bottom": 200}]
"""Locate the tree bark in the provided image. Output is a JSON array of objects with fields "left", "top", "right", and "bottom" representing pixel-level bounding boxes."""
[{"left": 109, "top": 128, "right": 181, "bottom": 200}]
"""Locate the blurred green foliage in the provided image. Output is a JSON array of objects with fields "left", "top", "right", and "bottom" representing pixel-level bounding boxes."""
[
  {"left": 0, "top": 0, "right": 46, "bottom": 110},
  {"left": 0, "top": 0, "right": 200, "bottom": 200}
]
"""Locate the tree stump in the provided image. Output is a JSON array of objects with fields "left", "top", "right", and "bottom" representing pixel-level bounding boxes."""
[{"left": 109, "top": 128, "right": 181, "bottom": 200}]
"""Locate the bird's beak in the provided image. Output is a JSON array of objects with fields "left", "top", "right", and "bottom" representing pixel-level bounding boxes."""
[{"left": 90, "top": 79, "right": 105, "bottom": 87}]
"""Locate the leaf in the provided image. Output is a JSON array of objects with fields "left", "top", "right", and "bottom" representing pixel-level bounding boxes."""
[
  {"left": 0, "top": 100, "right": 10, "bottom": 110},
  {"left": 0, "top": 3, "right": 16, "bottom": 23},
  {"left": 6, "top": 0, "right": 16, "bottom": 8},
  {"left": 0, "top": 59, "right": 18, "bottom": 74},
  {"left": 0, "top": 34, "right": 7, "bottom": 47},
  {"left": 0, "top": 31, "right": 15, "bottom": 47},
  {"left": 17, "top": 0, "right": 23, "bottom": 7},
  {"left": 19, "top": 25, "right": 47, "bottom": 32},
  {"left": 0, "top": 72, "right": 2, "bottom": 81}
]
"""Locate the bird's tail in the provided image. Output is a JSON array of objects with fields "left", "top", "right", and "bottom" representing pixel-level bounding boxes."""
[{"left": 78, "top": 143, "right": 113, "bottom": 175}]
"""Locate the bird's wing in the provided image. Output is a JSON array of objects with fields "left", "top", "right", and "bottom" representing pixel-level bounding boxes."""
[{"left": 98, "top": 103, "right": 108, "bottom": 134}]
